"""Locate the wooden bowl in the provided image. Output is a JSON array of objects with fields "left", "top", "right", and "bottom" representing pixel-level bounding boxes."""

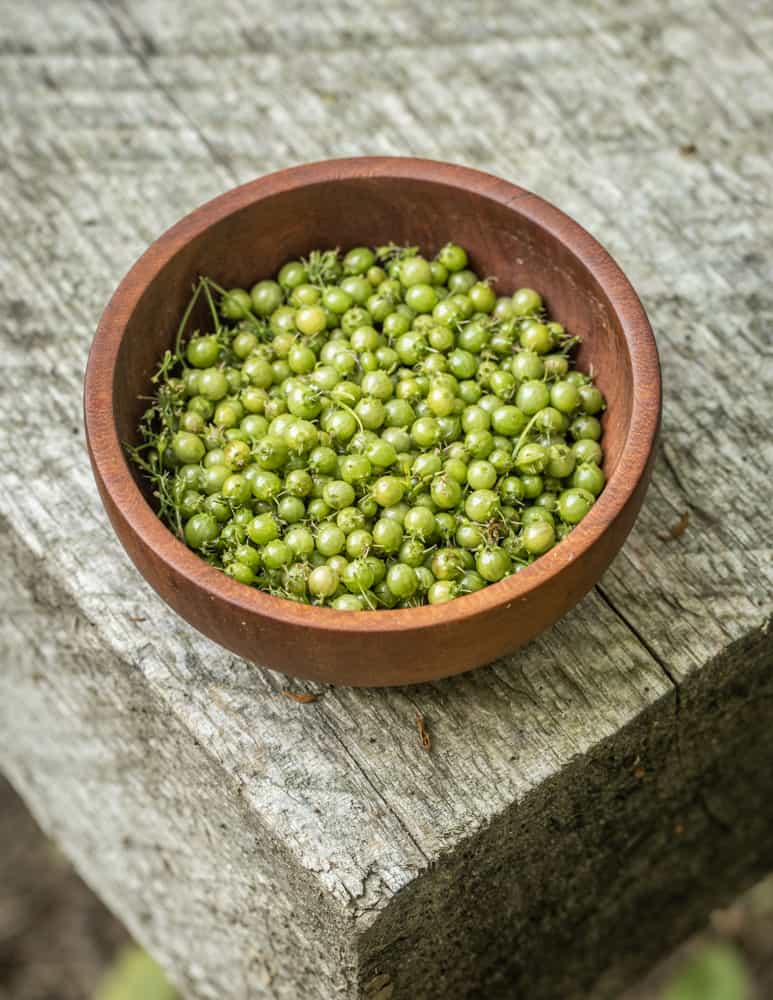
[{"left": 84, "top": 157, "right": 660, "bottom": 687}]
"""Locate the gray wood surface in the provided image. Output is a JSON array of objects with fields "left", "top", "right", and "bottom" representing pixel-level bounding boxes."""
[{"left": 1, "top": 1, "right": 772, "bottom": 997}]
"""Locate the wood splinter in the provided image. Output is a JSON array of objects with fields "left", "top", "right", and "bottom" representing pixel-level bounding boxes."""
[
  {"left": 416, "top": 711, "right": 431, "bottom": 751},
  {"left": 281, "top": 690, "right": 320, "bottom": 703},
  {"left": 659, "top": 510, "right": 689, "bottom": 542}
]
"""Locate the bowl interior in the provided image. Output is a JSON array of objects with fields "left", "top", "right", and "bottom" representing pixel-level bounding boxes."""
[{"left": 115, "top": 176, "right": 633, "bottom": 503}]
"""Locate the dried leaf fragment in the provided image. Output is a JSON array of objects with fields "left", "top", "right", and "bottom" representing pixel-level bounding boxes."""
[
  {"left": 415, "top": 711, "right": 431, "bottom": 751},
  {"left": 659, "top": 510, "right": 689, "bottom": 541},
  {"left": 281, "top": 690, "right": 320, "bottom": 703}
]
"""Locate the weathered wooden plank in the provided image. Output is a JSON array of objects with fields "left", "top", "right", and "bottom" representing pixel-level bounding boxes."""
[
  {"left": 0, "top": 522, "right": 359, "bottom": 1000},
  {"left": 1, "top": 0, "right": 772, "bottom": 997}
]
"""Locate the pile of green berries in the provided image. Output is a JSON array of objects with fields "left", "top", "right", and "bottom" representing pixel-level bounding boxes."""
[{"left": 130, "top": 243, "right": 605, "bottom": 610}]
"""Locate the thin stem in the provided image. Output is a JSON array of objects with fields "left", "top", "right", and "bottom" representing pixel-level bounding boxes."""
[
  {"left": 359, "top": 588, "right": 376, "bottom": 610},
  {"left": 174, "top": 279, "right": 205, "bottom": 364},
  {"left": 203, "top": 276, "right": 228, "bottom": 296},
  {"left": 334, "top": 398, "right": 364, "bottom": 433},
  {"left": 201, "top": 277, "right": 222, "bottom": 333},
  {"left": 512, "top": 411, "right": 542, "bottom": 458}
]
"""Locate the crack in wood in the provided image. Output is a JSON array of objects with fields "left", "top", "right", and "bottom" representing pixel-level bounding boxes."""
[{"left": 595, "top": 583, "right": 681, "bottom": 709}]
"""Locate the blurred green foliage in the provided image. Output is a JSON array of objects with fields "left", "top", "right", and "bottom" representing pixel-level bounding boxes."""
[
  {"left": 92, "top": 930, "right": 758, "bottom": 1000},
  {"left": 94, "top": 946, "right": 178, "bottom": 1000},
  {"left": 663, "top": 943, "right": 751, "bottom": 1000}
]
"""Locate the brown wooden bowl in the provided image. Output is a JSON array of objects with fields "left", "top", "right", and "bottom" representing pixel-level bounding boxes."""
[{"left": 84, "top": 157, "right": 660, "bottom": 687}]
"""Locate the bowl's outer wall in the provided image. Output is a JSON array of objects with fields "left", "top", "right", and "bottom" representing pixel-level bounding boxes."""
[{"left": 86, "top": 159, "right": 660, "bottom": 686}]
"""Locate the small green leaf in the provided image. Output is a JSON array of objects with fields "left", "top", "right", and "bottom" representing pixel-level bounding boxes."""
[
  {"left": 95, "top": 946, "right": 178, "bottom": 1000},
  {"left": 663, "top": 943, "right": 750, "bottom": 1000}
]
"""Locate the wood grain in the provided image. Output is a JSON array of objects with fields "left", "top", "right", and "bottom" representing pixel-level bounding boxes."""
[{"left": 1, "top": 1, "right": 772, "bottom": 997}]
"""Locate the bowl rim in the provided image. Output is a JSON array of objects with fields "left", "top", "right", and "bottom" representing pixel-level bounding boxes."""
[{"left": 84, "top": 156, "right": 661, "bottom": 635}]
